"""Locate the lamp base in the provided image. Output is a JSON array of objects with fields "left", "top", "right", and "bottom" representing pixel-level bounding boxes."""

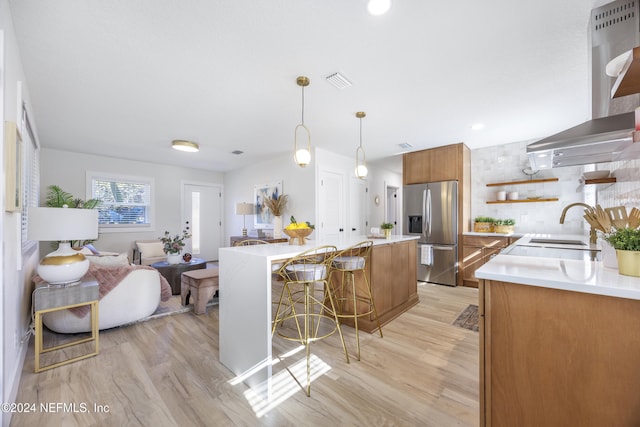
[{"left": 37, "top": 242, "right": 90, "bottom": 285}]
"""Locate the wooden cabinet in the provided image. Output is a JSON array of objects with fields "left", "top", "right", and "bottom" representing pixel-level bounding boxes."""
[
  {"left": 403, "top": 144, "right": 461, "bottom": 185},
  {"left": 480, "top": 279, "right": 640, "bottom": 427},
  {"left": 340, "top": 239, "right": 418, "bottom": 333},
  {"left": 462, "top": 235, "right": 513, "bottom": 288}
]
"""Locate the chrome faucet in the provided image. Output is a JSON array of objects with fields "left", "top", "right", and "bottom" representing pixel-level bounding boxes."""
[{"left": 559, "top": 202, "right": 597, "bottom": 244}]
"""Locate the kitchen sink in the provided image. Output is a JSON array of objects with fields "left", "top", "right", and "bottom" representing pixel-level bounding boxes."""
[
  {"left": 505, "top": 245, "right": 601, "bottom": 261},
  {"left": 528, "top": 238, "right": 587, "bottom": 246}
]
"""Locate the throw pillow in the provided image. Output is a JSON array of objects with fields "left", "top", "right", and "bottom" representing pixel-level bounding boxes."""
[
  {"left": 136, "top": 241, "right": 165, "bottom": 258},
  {"left": 88, "top": 252, "right": 130, "bottom": 267}
]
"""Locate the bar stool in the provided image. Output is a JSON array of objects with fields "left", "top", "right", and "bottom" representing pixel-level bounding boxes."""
[
  {"left": 272, "top": 245, "right": 350, "bottom": 396},
  {"left": 329, "top": 240, "right": 382, "bottom": 360}
]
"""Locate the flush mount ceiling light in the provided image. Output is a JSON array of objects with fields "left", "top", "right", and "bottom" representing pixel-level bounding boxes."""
[
  {"left": 367, "top": 0, "right": 391, "bottom": 15},
  {"left": 293, "top": 76, "right": 311, "bottom": 167},
  {"left": 172, "top": 140, "right": 199, "bottom": 152},
  {"left": 355, "top": 111, "right": 368, "bottom": 179},
  {"left": 471, "top": 123, "right": 485, "bottom": 131}
]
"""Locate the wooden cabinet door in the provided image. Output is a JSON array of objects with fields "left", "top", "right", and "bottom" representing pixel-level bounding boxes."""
[
  {"left": 462, "top": 244, "right": 484, "bottom": 286},
  {"left": 403, "top": 150, "right": 431, "bottom": 184},
  {"left": 428, "top": 145, "right": 459, "bottom": 182}
]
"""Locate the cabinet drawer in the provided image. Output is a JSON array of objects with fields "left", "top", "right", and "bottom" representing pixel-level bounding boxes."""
[{"left": 463, "top": 235, "right": 510, "bottom": 249}]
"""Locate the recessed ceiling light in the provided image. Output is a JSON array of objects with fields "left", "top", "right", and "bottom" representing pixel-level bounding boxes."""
[
  {"left": 172, "top": 140, "right": 199, "bottom": 152},
  {"left": 471, "top": 123, "right": 484, "bottom": 131},
  {"left": 367, "top": 0, "right": 391, "bottom": 15}
]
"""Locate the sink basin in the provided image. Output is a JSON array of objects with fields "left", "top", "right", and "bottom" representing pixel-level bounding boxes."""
[{"left": 528, "top": 238, "right": 587, "bottom": 246}]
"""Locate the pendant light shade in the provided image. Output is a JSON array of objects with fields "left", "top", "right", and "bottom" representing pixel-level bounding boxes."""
[
  {"left": 355, "top": 111, "right": 368, "bottom": 179},
  {"left": 293, "top": 76, "right": 311, "bottom": 167}
]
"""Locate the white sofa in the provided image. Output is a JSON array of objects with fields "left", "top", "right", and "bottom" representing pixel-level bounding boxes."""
[{"left": 42, "top": 257, "right": 171, "bottom": 333}]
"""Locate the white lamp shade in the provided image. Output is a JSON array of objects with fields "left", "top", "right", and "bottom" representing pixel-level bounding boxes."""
[
  {"left": 28, "top": 207, "right": 99, "bottom": 241},
  {"left": 356, "top": 164, "right": 368, "bottom": 179},
  {"left": 235, "top": 202, "right": 255, "bottom": 215},
  {"left": 294, "top": 148, "right": 311, "bottom": 167}
]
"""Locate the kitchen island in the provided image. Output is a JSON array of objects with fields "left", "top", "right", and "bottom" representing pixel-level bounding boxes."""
[
  {"left": 476, "top": 233, "right": 640, "bottom": 427},
  {"left": 218, "top": 235, "right": 418, "bottom": 389}
]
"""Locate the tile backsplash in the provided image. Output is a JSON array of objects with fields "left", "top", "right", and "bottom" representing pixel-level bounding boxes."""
[{"left": 472, "top": 141, "right": 591, "bottom": 235}]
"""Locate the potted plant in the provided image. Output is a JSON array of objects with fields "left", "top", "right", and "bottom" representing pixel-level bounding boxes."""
[
  {"left": 604, "top": 227, "right": 640, "bottom": 277},
  {"left": 159, "top": 230, "right": 192, "bottom": 264},
  {"left": 474, "top": 216, "right": 495, "bottom": 233},
  {"left": 381, "top": 222, "right": 394, "bottom": 239},
  {"left": 493, "top": 218, "right": 515, "bottom": 234}
]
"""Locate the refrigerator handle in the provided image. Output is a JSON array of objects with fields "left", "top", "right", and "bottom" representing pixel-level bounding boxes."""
[
  {"left": 422, "top": 189, "right": 427, "bottom": 235},
  {"left": 426, "top": 188, "right": 432, "bottom": 237}
]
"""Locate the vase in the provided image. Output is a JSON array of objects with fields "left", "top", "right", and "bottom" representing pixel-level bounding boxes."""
[
  {"left": 167, "top": 253, "right": 182, "bottom": 264},
  {"left": 601, "top": 241, "right": 617, "bottom": 269},
  {"left": 273, "top": 215, "right": 283, "bottom": 238},
  {"left": 383, "top": 229, "right": 392, "bottom": 239},
  {"left": 616, "top": 249, "right": 640, "bottom": 277}
]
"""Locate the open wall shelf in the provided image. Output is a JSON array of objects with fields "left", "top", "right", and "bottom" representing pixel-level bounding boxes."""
[{"left": 486, "top": 178, "right": 559, "bottom": 187}]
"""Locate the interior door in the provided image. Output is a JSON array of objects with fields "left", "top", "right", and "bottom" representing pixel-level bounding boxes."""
[
  {"left": 318, "top": 170, "right": 344, "bottom": 240},
  {"left": 349, "top": 177, "right": 367, "bottom": 237},
  {"left": 183, "top": 183, "right": 222, "bottom": 261}
]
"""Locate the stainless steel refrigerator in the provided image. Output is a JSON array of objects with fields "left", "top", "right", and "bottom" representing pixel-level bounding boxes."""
[{"left": 403, "top": 181, "right": 458, "bottom": 286}]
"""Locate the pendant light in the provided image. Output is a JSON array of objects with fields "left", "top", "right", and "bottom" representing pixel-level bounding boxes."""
[
  {"left": 355, "top": 111, "right": 368, "bottom": 179},
  {"left": 293, "top": 76, "right": 311, "bottom": 167}
]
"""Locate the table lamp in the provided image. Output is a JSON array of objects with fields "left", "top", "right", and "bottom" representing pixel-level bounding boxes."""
[
  {"left": 235, "top": 202, "right": 254, "bottom": 236},
  {"left": 28, "top": 206, "right": 99, "bottom": 285}
]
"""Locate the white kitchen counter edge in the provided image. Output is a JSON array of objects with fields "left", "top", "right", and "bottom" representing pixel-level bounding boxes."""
[
  {"left": 476, "top": 238, "right": 640, "bottom": 301},
  {"left": 219, "top": 234, "right": 419, "bottom": 261}
]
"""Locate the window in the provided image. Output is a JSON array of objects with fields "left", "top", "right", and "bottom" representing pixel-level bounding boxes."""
[
  {"left": 87, "top": 172, "right": 154, "bottom": 232},
  {"left": 21, "top": 103, "right": 39, "bottom": 254}
]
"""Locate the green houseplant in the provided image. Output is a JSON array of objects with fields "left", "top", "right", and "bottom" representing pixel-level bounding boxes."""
[
  {"left": 604, "top": 227, "right": 640, "bottom": 277},
  {"left": 473, "top": 216, "right": 495, "bottom": 233},
  {"left": 44, "top": 185, "right": 100, "bottom": 247},
  {"left": 381, "top": 222, "right": 394, "bottom": 239},
  {"left": 493, "top": 218, "right": 515, "bottom": 234}
]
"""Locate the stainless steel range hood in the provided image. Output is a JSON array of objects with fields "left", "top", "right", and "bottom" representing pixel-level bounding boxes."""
[{"left": 527, "top": 0, "right": 640, "bottom": 169}]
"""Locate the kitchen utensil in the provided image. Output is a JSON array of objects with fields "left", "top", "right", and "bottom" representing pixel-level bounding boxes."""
[
  {"left": 606, "top": 206, "right": 629, "bottom": 229},
  {"left": 595, "top": 204, "right": 612, "bottom": 233},
  {"left": 628, "top": 207, "right": 640, "bottom": 229},
  {"left": 583, "top": 207, "right": 605, "bottom": 233},
  {"left": 584, "top": 213, "right": 605, "bottom": 234}
]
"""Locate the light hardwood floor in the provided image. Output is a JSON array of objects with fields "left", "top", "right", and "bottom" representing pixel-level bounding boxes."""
[{"left": 11, "top": 283, "right": 479, "bottom": 427}]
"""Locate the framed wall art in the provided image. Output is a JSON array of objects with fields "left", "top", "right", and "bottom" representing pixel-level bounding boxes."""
[
  {"left": 254, "top": 181, "right": 282, "bottom": 229},
  {"left": 4, "top": 121, "right": 22, "bottom": 212}
]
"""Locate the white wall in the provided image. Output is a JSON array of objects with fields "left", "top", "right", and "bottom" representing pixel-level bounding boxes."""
[
  {"left": 368, "top": 157, "right": 403, "bottom": 233},
  {"left": 1, "top": 2, "right": 40, "bottom": 425},
  {"left": 223, "top": 151, "right": 315, "bottom": 244},
  {"left": 40, "top": 148, "right": 224, "bottom": 255}
]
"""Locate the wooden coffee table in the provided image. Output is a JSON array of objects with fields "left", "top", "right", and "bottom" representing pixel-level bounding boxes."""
[{"left": 151, "top": 258, "right": 207, "bottom": 295}]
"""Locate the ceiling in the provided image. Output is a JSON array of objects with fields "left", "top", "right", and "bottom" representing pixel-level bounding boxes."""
[{"left": 8, "top": 0, "right": 606, "bottom": 173}]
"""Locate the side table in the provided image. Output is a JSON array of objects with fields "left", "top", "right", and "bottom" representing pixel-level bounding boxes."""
[
  {"left": 151, "top": 258, "right": 207, "bottom": 294},
  {"left": 33, "top": 279, "right": 99, "bottom": 372}
]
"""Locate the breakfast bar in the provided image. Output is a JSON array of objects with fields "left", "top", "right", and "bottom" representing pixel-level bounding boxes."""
[{"left": 218, "top": 235, "right": 418, "bottom": 388}]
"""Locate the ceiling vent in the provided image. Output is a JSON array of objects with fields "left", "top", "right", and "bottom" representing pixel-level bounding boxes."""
[
  {"left": 231, "top": 150, "right": 244, "bottom": 155},
  {"left": 325, "top": 72, "right": 353, "bottom": 90},
  {"left": 398, "top": 142, "right": 413, "bottom": 150}
]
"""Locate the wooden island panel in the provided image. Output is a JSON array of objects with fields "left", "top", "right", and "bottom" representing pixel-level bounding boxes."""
[
  {"left": 480, "top": 279, "right": 640, "bottom": 427},
  {"left": 335, "top": 239, "right": 418, "bottom": 333}
]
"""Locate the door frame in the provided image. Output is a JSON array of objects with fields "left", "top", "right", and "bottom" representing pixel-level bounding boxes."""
[{"left": 181, "top": 180, "right": 224, "bottom": 259}]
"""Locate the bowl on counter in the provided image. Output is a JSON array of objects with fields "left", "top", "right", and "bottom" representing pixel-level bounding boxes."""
[{"left": 583, "top": 170, "right": 610, "bottom": 180}]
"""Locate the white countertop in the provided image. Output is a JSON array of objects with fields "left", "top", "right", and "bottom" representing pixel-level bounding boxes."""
[
  {"left": 220, "top": 234, "right": 419, "bottom": 261},
  {"left": 476, "top": 233, "right": 640, "bottom": 300},
  {"left": 463, "top": 231, "right": 525, "bottom": 237}
]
